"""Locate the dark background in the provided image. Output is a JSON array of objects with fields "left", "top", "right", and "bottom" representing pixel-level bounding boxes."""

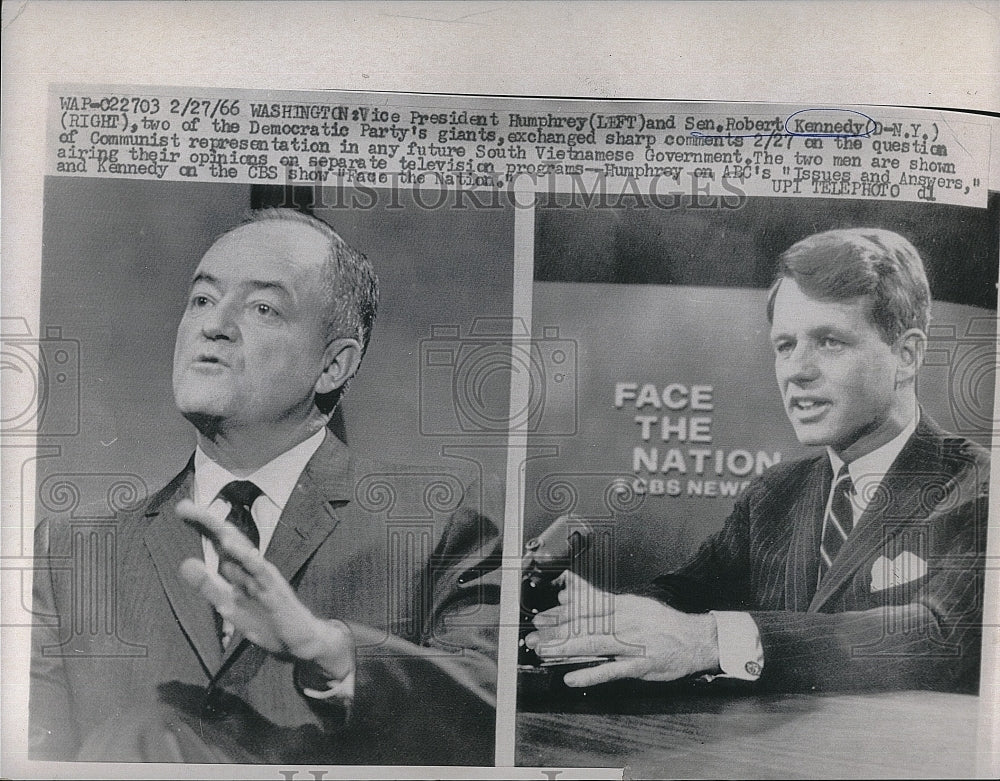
[{"left": 535, "top": 194, "right": 999, "bottom": 308}]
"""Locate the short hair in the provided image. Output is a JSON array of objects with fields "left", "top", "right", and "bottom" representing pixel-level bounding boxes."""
[
  {"left": 244, "top": 208, "right": 379, "bottom": 357},
  {"left": 765, "top": 228, "right": 931, "bottom": 344}
]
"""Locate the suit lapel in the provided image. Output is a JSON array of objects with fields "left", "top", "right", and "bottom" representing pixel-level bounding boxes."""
[
  {"left": 143, "top": 461, "right": 225, "bottom": 676},
  {"left": 219, "top": 433, "right": 355, "bottom": 668},
  {"left": 783, "top": 458, "right": 830, "bottom": 611},
  {"left": 810, "top": 418, "right": 943, "bottom": 610}
]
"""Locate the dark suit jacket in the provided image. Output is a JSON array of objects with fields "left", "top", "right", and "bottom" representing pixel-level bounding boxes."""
[
  {"left": 646, "top": 415, "right": 989, "bottom": 693},
  {"left": 30, "top": 434, "right": 501, "bottom": 764}
]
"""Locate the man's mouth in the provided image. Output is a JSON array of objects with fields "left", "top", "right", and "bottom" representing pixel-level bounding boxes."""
[
  {"left": 789, "top": 397, "right": 830, "bottom": 418},
  {"left": 193, "top": 354, "right": 229, "bottom": 368}
]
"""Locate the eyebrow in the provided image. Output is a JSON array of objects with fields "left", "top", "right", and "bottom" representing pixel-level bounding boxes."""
[
  {"left": 190, "top": 272, "right": 292, "bottom": 297},
  {"left": 770, "top": 324, "right": 856, "bottom": 343},
  {"left": 190, "top": 272, "right": 221, "bottom": 288}
]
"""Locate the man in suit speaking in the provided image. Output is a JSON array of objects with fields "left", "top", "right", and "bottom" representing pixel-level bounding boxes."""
[
  {"left": 526, "top": 228, "right": 989, "bottom": 693},
  {"left": 30, "top": 209, "right": 500, "bottom": 764}
]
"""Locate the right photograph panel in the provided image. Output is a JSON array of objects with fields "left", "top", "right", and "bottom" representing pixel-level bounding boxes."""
[{"left": 516, "top": 193, "right": 997, "bottom": 778}]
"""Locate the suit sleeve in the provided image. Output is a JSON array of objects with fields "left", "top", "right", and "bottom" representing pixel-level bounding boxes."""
[
  {"left": 642, "top": 483, "right": 758, "bottom": 614},
  {"left": 298, "top": 504, "right": 500, "bottom": 765},
  {"left": 29, "top": 517, "right": 80, "bottom": 759}
]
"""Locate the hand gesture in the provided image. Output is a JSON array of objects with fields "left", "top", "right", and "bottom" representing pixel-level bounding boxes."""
[{"left": 176, "top": 499, "right": 354, "bottom": 684}]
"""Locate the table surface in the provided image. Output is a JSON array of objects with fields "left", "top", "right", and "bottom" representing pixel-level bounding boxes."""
[{"left": 516, "top": 680, "right": 983, "bottom": 779}]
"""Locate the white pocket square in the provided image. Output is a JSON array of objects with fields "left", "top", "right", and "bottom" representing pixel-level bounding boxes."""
[{"left": 871, "top": 552, "right": 927, "bottom": 592}]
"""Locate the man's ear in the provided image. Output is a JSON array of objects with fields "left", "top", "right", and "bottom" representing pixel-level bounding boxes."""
[
  {"left": 314, "top": 338, "right": 363, "bottom": 396},
  {"left": 894, "top": 328, "right": 926, "bottom": 387}
]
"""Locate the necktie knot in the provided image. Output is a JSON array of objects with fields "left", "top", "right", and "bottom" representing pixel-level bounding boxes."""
[
  {"left": 831, "top": 466, "right": 854, "bottom": 513},
  {"left": 219, "top": 480, "right": 263, "bottom": 511},
  {"left": 218, "top": 480, "right": 262, "bottom": 548}
]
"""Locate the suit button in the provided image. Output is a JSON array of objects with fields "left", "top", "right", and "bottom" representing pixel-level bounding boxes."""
[{"left": 201, "top": 688, "right": 227, "bottom": 719}]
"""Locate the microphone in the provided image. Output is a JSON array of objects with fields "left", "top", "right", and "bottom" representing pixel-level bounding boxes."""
[{"left": 518, "top": 515, "right": 594, "bottom": 667}]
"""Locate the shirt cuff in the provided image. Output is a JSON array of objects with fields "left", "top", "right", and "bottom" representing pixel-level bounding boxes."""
[
  {"left": 296, "top": 662, "right": 356, "bottom": 702},
  {"left": 708, "top": 610, "right": 763, "bottom": 680}
]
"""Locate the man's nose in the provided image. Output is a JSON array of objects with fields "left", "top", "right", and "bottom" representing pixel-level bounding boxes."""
[
  {"left": 780, "top": 344, "right": 820, "bottom": 385},
  {"left": 200, "top": 301, "right": 239, "bottom": 340}
]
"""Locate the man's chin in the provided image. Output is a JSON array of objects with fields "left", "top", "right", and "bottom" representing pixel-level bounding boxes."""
[
  {"left": 789, "top": 422, "right": 836, "bottom": 449},
  {"left": 176, "top": 407, "right": 228, "bottom": 437}
]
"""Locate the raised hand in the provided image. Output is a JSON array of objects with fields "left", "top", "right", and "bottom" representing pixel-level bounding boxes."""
[{"left": 176, "top": 499, "right": 354, "bottom": 686}]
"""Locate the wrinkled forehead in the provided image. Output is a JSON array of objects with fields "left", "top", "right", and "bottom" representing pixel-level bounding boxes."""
[{"left": 195, "top": 220, "right": 330, "bottom": 283}]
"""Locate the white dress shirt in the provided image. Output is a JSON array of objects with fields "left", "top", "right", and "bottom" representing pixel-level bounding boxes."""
[
  {"left": 712, "top": 411, "right": 920, "bottom": 681},
  {"left": 827, "top": 413, "right": 919, "bottom": 527}
]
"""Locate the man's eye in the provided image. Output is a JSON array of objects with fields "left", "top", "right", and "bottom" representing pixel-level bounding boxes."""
[
  {"left": 774, "top": 341, "right": 793, "bottom": 355},
  {"left": 190, "top": 294, "right": 212, "bottom": 308},
  {"left": 820, "top": 337, "right": 844, "bottom": 350},
  {"left": 253, "top": 302, "right": 278, "bottom": 318}
]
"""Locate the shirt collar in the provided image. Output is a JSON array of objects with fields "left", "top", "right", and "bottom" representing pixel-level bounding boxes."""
[
  {"left": 193, "top": 427, "right": 327, "bottom": 511},
  {"left": 827, "top": 408, "right": 919, "bottom": 484}
]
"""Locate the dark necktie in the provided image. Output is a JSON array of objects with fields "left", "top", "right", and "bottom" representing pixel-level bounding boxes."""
[
  {"left": 214, "top": 480, "right": 262, "bottom": 648},
  {"left": 219, "top": 480, "right": 263, "bottom": 548},
  {"left": 819, "top": 465, "right": 854, "bottom": 583}
]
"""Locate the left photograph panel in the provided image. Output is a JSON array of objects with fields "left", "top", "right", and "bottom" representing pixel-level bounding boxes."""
[{"left": 24, "top": 177, "right": 512, "bottom": 766}]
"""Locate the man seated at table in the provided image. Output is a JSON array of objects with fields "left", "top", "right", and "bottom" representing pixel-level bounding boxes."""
[{"left": 526, "top": 228, "right": 989, "bottom": 693}]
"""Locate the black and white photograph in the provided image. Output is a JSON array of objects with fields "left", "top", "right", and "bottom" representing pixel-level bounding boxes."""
[
  {"left": 2, "top": 4, "right": 998, "bottom": 780},
  {"left": 23, "top": 177, "right": 512, "bottom": 766},
  {"left": 517, "top": 194, "right": 997, "bottom": 777}
]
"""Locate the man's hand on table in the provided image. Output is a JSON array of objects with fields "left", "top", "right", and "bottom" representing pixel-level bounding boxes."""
[{"left": 524, "top": 571, "right": 720, "bottom": 687}]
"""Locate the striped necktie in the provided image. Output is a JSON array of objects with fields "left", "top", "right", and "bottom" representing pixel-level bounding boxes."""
[{"left": 819, "top": 465, "right": 854, "bottom": 582}]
